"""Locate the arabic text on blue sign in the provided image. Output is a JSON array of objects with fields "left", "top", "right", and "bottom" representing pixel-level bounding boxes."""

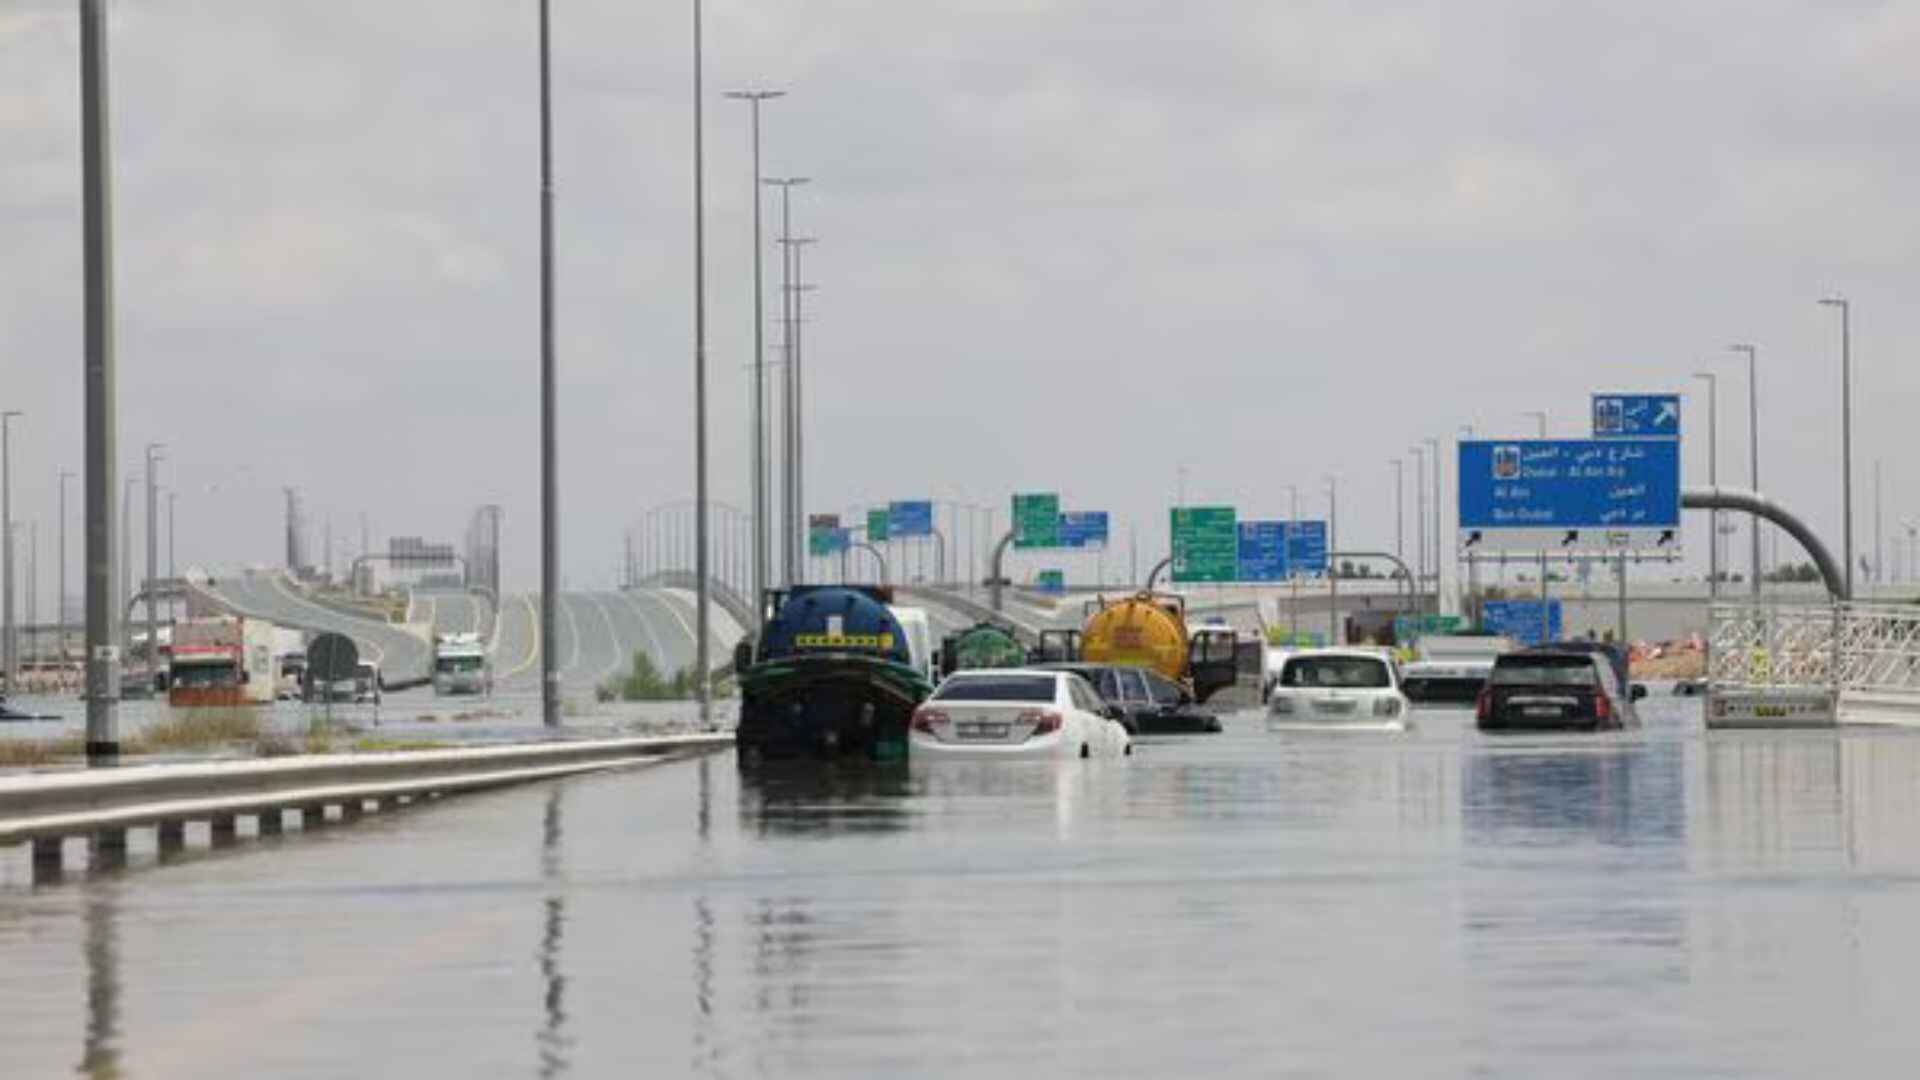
[
  {"left": 1481, "top": 600, "right": 1563, "bottom": 647},
  {"left": 1286, "top": 520, "right": 1329, "bottom": 577},
  {"left": 1591, "top": 393, "right": 1680, "bottom": 438},
  {"left": 887, "top": 500, "right": 934, "bottom": 537},
  {"left": 1058, "top": 511, "right": 1109, "bottom": 549},
  {"left": 1237, "top": 521, "right": 1288, "bottom": 581},
  {"left": 1458, "top": 439, "right": 1680, "bottom": 530}
]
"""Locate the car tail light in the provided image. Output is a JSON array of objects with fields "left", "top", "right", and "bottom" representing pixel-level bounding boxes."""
[
  {"left": 911, "top": 707, "right": 948, "bottom": 733},
  {"left": 1593, "top": 693, "right": 1612, "bottom": 722},
  {"left": 1373, "top": 697, "right": 1402, "bottom": 718},
  {"left": 1475, "top": 687, "right": 1493, "bottom": 722},
  {"left": 1019, "top": 710, "right": 1063, "bottom": 737},
  {"left": 1269, "top": 696, "right": 1294, "bottom": 715}
]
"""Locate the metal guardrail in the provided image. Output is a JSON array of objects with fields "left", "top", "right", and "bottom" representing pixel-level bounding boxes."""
[
  {"left": 1, "top": 733, "right": 732, "bottom": 867},
  {"left": 1707, "top": 601, "right": 1920, "bottom": 726}
]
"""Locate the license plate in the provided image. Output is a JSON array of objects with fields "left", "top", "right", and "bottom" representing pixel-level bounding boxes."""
[
  {"left": 957, "top": 722, "right": 1010, "bottom": 739},
  {"left": 1317, "top": 700, "right": 1356, "bottom": 714},
  {"left": 1524, "top": 706, "right": 1562, "bottom": 718}
]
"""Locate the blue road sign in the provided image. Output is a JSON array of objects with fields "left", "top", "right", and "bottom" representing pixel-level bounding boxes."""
[
  {"left": 1592, "top": 393, "right": 1680, "bottom": 438},
  {"left": 1287, "top": 520, "right": 1329, "bottom": 578},
  {"left": 1058, "top": 511, "right": 1110, "bottom": 549},
  {"left": 1237, "top": 521, "right": 1288, "bottom": 581},
  {"left": 1482, "top": 599, "right": 1563, "bottom": 647},
  {"left": 888, "top": 500, "right": 934, "bottom": 537},
  {"left": 1457, "top": 439, "right": 1681, "bottom": 553}
]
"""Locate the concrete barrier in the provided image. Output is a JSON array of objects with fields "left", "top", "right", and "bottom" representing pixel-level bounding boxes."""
[{"left": 1, "top": 733, "right": 732, "bottom": 868}]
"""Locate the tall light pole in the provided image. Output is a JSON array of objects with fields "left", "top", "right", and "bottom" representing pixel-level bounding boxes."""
[
  {"left": 120, "top": 472, "right": 137, "bottom": 667},
  {"left": 167, "top": 488, "right": 177, "bottom": 619},
  {"left": 1, "top": 410, "right": 18, "bottom": 689},
  {"left": 1408, "top": 445, "right": 1427, "bottom": 611},
  {"left": 724, "top": 89, "right": 783, "bottom": 611},
  {"left": 1693, "top": 372, "right": 1718, "bottom": 600},
  {"left": 763, "top": 176, "right": 810, "bottom": 586},
  {"left": 536, "top": 0, "right": 561, "bottom": 727},
  {"left": 1285, "top": 484, "right": 1300, "bottom": 637},
  {"left": 691, "top": 0, "right": 714, "bottom": 724},
  {"left": 1325, "top": 475, "right": 1339, "bottom": 644},
  {"left": 1424, "top": 436, "right": 1441, "bottom": 613},
  {"left": 143, "top": 442, "right": 163, "bottom": 688},
  {"left": 784, "top": 239, "right": 818, "bottom": 583},
  {"left": 1728, "top": 344, "right": 1761, "bottom": 596},
  {"left": 81, "top": 0, "right": 120, "bottom": 763},
  {"left": 58, "top": 470, "right": 72, "bottom": 662},
  {"left": 1390, "top": 458, "right": 1403, "bottom": 570},
  {"left": 1874, "top": 458, "right": 1883, "bottom": 588},
  {"left": 1819, "top": 297, "right": 1854, "bottom": 598}
]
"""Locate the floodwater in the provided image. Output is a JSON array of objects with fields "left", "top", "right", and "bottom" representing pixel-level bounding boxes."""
[
  {"left": 6, "top": 696, "right": 1920, "bottom": 1077},
  {"left": 0, "top": 689, "right": 734, "bottom": 755}
]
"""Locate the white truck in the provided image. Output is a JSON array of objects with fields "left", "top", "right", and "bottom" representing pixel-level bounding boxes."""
[
  {"left": 169, "top": 616, "right": 280, "bottom": 707},
  {"left": 432, "top": 632, "right": 492, "bottom": 696},
  {"left": 1401, "top": 634, "right": 1518, "bottom": 705}
]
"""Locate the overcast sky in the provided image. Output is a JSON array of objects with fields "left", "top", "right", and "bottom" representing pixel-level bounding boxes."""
[{"left": 3, "top": 1, "right": 1916, "bottom": 596}]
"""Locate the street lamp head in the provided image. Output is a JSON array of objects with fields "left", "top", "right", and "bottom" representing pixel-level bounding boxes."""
[
  {"left": 1691, "top": 371, "right": 1714, "bottom": 382},
  {"left": 722, "top": 89, "right": 786, "bottom": 101},
  {"left": 761, "top": 176, "right": 812, "bottom": 188},
  {"left": 1727, "top": 343, "right": 1756, "bottom": 355},
  {"left": 1819, "top": 296, "right": 1847, "bottom": 309}
]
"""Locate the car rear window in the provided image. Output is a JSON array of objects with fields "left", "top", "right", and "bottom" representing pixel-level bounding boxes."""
[
  {"left": 1491, "top": 655, "right": 1600, "bottom": 686},
  {"left": 933, "top": 674, "right": 1057, "bottom": 702},
  {"left": 1281, "top": 656, "right": 1390, "bottom": 689}
]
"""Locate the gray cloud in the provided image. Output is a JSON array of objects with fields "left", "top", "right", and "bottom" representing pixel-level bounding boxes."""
[{"left": 2, "top": 0, "right": 1916, "bottom": 596}]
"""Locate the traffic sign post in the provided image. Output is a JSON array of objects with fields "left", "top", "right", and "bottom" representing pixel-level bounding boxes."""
[
  {"left": 1012, "top": 493, "right": 1061, "bottom": 549},
  {"left": 1171, "top": 507, "right": 1237, "bottom": 583},
  {"left": 1058, "top": 511, "right": 1109, "bottom": 549},
  {"left": 888, "top": 500, "right": 933, "bottom": 537},
  {"left": 1286, "top": 520, "right": 1329, "bottom": 577},
  {"left": 1237, "top": 521, "right": 1288, "bottom": 581},
  {"left": 1482, "top": 599, "right": 1563, "bottom": 646},
  {"left": 1458, "top": 439, "right": 1681, "bottom": 554},
  {"left": 1592, "top": 393, "right": 1681, "bottom": 439}
]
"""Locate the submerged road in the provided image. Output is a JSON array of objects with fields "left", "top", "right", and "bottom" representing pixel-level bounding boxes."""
[{"left": 7, "top": 699, "right": 1920, "bottom": 1076}]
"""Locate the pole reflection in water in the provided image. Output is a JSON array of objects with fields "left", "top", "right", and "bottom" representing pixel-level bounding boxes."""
[
  {"left": 536, "top": 787, "right": 570, "bottom": 1078},
  {"left": 78, "top": 886, "right": 122, "bottom": 1079},
  {"left": 735, "top": 762, "right": 917, "bottom": 838}
]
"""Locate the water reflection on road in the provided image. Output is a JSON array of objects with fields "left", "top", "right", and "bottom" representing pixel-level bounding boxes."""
[{"left": 7, "top": 700, "right": 1920, "bottom": 1076}]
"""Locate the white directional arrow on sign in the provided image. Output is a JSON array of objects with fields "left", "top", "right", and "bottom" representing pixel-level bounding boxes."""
[{"left": 1654, "top": 401, "right": 1678, "bottom": 428}]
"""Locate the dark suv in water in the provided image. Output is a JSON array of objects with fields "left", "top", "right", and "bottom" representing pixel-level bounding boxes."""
[
  {"left": 1036, "top": 663, "right": 1223, "bottom": 734},
  {"left": 1476, "top": 647, "right": 1646, "bottom": 732}
]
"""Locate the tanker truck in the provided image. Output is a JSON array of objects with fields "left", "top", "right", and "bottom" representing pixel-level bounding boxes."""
[
  {"left": 937, "top": 621, "right": 1029, "bottom": 678},
  {"left": 1045, "top": 591, "right": 1242, "bottom": 703},
  {"left": 734, "top": 585, "right": 934, "bottom": 763}
]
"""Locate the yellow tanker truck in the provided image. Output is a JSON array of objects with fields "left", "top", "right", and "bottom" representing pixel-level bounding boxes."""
[{"left": 1040, "top": 591, "right": 1243, "bottom": 703}]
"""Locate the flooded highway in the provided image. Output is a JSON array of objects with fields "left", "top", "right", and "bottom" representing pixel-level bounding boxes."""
[{"left": 6, "top": 696, "right": 1920, "bottom": 1077}]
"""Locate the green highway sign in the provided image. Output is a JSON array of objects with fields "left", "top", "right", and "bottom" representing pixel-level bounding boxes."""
[
  {"left": 1171, "top": 506, "right": 1238, "bottom": 583},
  {"left": 1012, "top": 493, "right": 1060, "bottom": 549},
  {"left": 867, "top": 508, "right": 890, "bottom": 543}
]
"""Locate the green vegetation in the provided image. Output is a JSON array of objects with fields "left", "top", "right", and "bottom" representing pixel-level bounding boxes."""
[
  {"left": 597, "top": 650, "right": 702, "bottom": 702},
  {"left": 137, "top": 708, "right": 266, "bottom": 750}
]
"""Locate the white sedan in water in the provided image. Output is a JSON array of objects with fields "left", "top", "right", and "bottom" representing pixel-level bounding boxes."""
[
  {"left": 911, "top": 669, "right": 1133, "bottom": 760},
  {"left": 1266, "top": 648, "right": 1412, "bottom": 733}
]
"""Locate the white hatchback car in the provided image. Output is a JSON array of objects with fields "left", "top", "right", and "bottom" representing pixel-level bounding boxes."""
[
  {"left": 1266, "top": 648, "right": 1411, "bottom": 733},
  {"left": 911, "top": 669, "right": 1133, "bottom": 760}
]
